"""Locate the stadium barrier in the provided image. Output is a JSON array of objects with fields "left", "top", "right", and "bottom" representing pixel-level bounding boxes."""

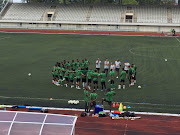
[{"left": 0, "top": 21, "right": 180, "bottom": 32}]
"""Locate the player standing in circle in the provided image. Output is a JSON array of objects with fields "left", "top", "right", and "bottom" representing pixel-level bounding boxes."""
[
  {"left": 92, "top": 70, "right": 99, "bottom": 90},
  {"left": 87, "top": 69, "right": 93, "bottom": 90},
  {"left": 75, "top": 59, "right": 80, "bottom": 70},
  {"left": 82, "top": 67, "right": 87, "bottom": 89},
  {"left": 99, "top": 71, "right": 106, "bottom": 90},
  {"left": 96, "top": 58, "right": 101, "bottom": 73},
  {"left": 69, "top": 70, "right": 75, "bottom": 88},
  {"left": 124, "top": 60, "right": 130, "bottom": 78},
  {"left": 80, "top": 60, "right": 85, "bottom": 70},
  {"left": 104, "top": 58, "right": 109, "bottom": 77},
  {"left": 84, "top": 58, "right": 89, "bottom": 70},
  {"left": 118, "top": 68, "right": 126, "bottom": 89},
  {"left": 66, "top": 60, "right": 71, "bottom": 70},
  {"left": 64, "top": 69, "right": 70, "bottom": 87},
  {"left": 110, "top": 62, "right": 115, "bottom": 71},
  {"left": 71, "top": 60, "right": 76, "bottom": 71},
  {"left": 75, "top": 67, "right": 82, "bottom": 89},
  {"left": 115, "top": 59, "right": 121, "bottom": 78},
  {"left": 109, "top": 69, "right": 115, "bottom": 90}
]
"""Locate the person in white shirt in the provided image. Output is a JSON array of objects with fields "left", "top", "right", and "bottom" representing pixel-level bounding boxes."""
[
  {"left": 110, "top": 62, "right": 115, "bottom": 71},
  {"left": 104, "top": 58, "right": 109, "bottom": 77},
  {"left": 124, "top": 60, "right": 130, "bottom": 78},
  {"left": 96, "top": 58, "right": 101, "bottom": 73},
  {"left": 115, "top": 59, "right": 121, "bottom": 78}
]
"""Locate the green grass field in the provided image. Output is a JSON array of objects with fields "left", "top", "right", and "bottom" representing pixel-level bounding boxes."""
[{"left": 0, "top": 33, "right": 180, "bottom": 113}]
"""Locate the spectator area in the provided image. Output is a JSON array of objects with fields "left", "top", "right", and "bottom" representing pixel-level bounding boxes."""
[{"left": 1, "top": 3, "right": 180, "bottom": 24}]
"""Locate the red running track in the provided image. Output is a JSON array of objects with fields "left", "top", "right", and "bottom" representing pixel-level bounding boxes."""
[
  {"left": 1, "top": 108, "right": 180, "bottom": 135},
  {"left": 0, "top": 28, "right": 174, "bottom": 36}
]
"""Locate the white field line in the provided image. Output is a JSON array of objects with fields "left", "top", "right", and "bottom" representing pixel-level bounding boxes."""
[
  {"left": 0, "top": 95, "right": 180, "bottom": 107},
  {"left": 129, "top": 46, "right": 180, "bottom": 60},
  {"left": 175, "top": 37, "right": 180, "bottom": 43},
  {"left": 0, "top": 36, "right": 10, "bottom": 40}
]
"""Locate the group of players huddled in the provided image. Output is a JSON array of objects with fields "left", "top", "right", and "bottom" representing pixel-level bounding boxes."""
[{"left": 52, "top": 58, "right": 137, "bottom": 90}]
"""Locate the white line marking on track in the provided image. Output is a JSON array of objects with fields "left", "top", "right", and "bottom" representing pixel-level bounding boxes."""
[
  {"left": 8, "top": 112, "right": 17, "bottom": 135},
  {"left": 124, "top": 123, "right": 128, "bottom": 135}
]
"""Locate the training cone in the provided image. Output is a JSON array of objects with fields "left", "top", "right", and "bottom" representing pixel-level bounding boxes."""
[
  {"left": 118, "top": 102, "right": 123, "bottom": 111},
  {"left": 113, "top": 102, "right": 115, "bottom": 108},
  {"left": 116, "top": 103, "right": 119, "bottom": 108},
  {"left": 123, "top": 106, "right": 127, "bottom": 110}
]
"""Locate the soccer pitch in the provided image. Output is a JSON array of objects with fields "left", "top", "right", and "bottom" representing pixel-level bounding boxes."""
[{"left": 0, "top": 33, "right": 180, "bottom": 113}]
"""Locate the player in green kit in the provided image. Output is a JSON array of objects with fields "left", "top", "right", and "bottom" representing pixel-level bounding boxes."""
[
  {"left": 82, "top": 68, "right": 87, "bottom": 89},
  {"left": 64, "top": 69, "right": 70, "bottom": 87},
  {"left": 84, "top": 86, "right": 90, "bottom": 113},
  {"left": 69, "top": 70, "right": 75, "bottom": 88},
  {"left": 132, "top": 64, "right": 137, "bottom": 83},
  {"left": 92, "top": 70, "right": 99, "bottom": 90},
  {"left": 66, "top": 60, "right": 71, "bottom": 70},
  {"left": 84, "top": 58, "right": 89, "bottom": 70},
  {"left": 109, "top": 69, "right": 115, "bottom": 90},
  {"left": 131, "top": 64, "right": 135, "bottom": 86},
  {"left": 99, "top": 71, "right": 106, "bottom": 90},
  {"left": 71, "top": 60, "right": 76, "bottom": 71},
  {"left": 101, "top": 88, "right": 116, "bottom": 113},
  {"left": 128, "top": 65, "right": 133, "bottom": 87},
  {"left": 75, "top": 59, "right": 80, "bottom": 70},
  {"left": 118, "top": 68, "right": 126, "bottom": 89},
  {"left": 52, "top": 64, "right": 60, "bottom": 86},
  {"left": 52, "top": 64, "right": 57, "bottom": 84},
  {"left": 58, "top": 66, "right": 65, "bottom": 86},
  {"left": 87, "top": 69, "right": 93, "bottom": 90},
  {"left": 75, "top": 67, "right": 82, "bottom": 89},
  {"left": 89, "top": 90, "right": 98, "bottom": 114},
  {"left": 80, "top": 60, "right": 85, "bottom": 70}
]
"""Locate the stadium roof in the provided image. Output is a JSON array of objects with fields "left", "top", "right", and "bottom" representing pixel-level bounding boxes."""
[{"left": 0, "top": 110, "right": 77, "bottom": 135}]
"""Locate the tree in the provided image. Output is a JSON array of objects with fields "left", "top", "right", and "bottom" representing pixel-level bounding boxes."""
[{"left": 122, "top": 0, "right": 138, "bottom": 5}]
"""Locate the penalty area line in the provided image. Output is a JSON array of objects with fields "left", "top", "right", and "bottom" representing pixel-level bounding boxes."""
[{"left": 175, "top": 37, "right": 180, "bottom": 43}]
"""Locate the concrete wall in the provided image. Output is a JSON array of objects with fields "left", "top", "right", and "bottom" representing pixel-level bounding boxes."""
[{"left": 0, "top": 21, "right": 180, "bottom": 32}]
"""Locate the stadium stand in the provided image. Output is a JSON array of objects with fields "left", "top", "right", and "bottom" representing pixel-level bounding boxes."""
[
  {"left": 1, "top": 3, "right": 180, "bottom": 24},
  {"left": 89, "top": 5, "right": 126, "bottom": 23},
  {"left": 134, "top": 6, "right": 168, "bottom": 23},
  {"left": 55, "top": 4, "right": 90, "bottom": 22},
  {"left": 0, "top": 3, "right": 180, "bottom": 32},
  {"left": 172, "top": 7, "right": 180, "bottom": 23},
  {"left": 2, "top": 3, "right": 49, "bottom": 21}
]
